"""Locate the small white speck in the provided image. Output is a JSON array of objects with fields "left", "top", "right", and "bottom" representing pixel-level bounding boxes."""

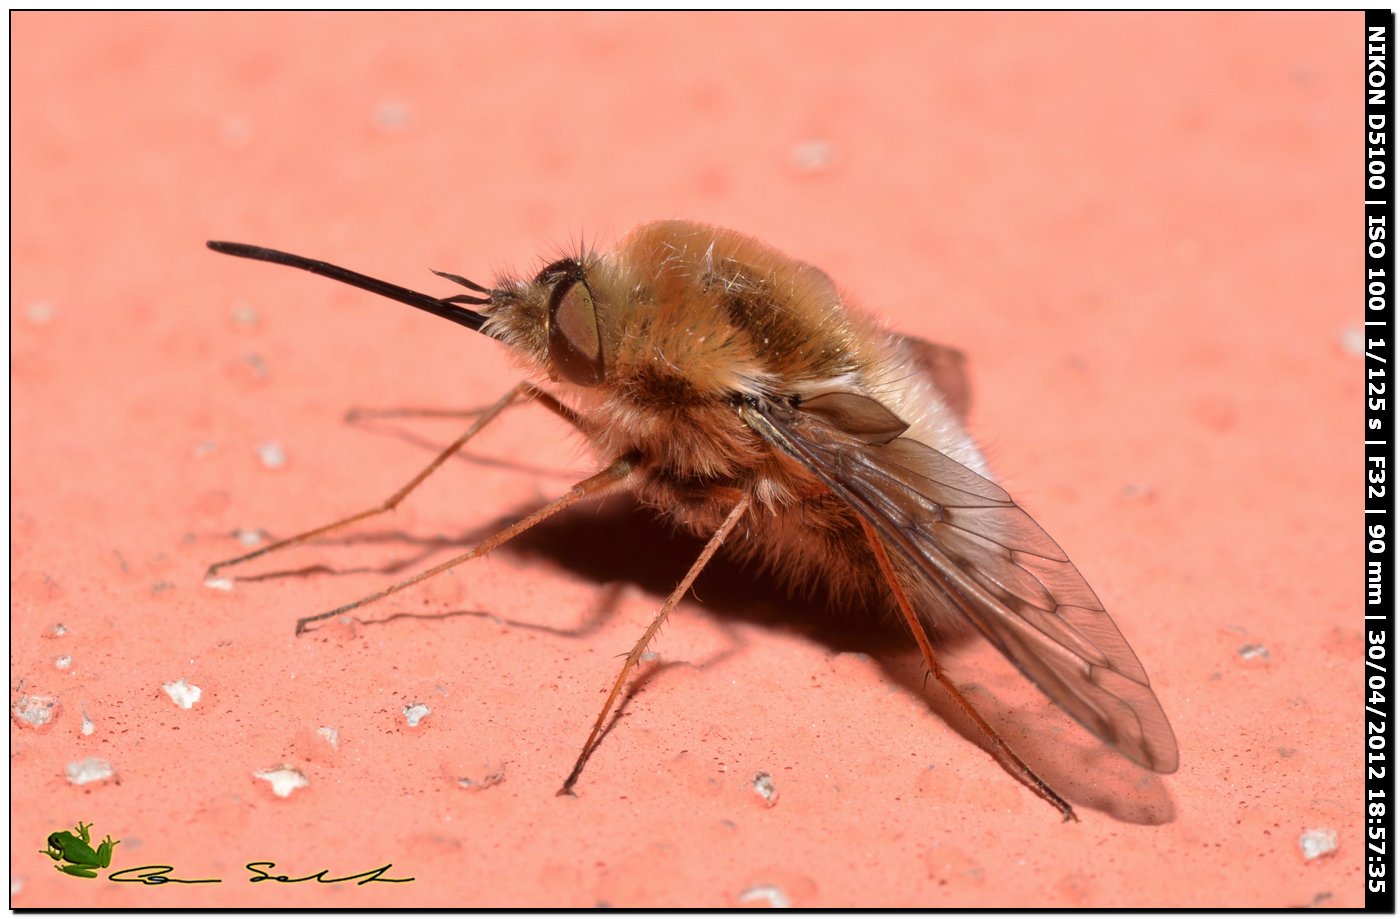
[
  {"left": 235, "top": 528, "right": 267, "bottom": 547},
  {"left": 204, "top": 577, "right": 234, "bottom": 592},
  {"left": 193, "top": 441, "right": 218, "bottom": 459},
  {"left": 374, "top": 101, "right": 410, "bottom": 132},
  {"left": 81, "top": 706, "right": 95, "bottom": 736},
  {"left": 258, "top": 440, "right": 286, "bottom": 469},
  {"left": 243, "top": 353, "right": 269, "bottom": 379},
  {"left": 231, "top": 301, "right": 260, "bottom": 325},
  {"left": 54, "top": 655, "right": 71, "bottom": 670},
  {"left": 66, "top": 757, "right": 114, "bottom": 785},
  {"left": 1238, "top": 643, "right": 1270, "bottom": 661},
  {"left": 790, "top": 138, "right": 834, "bottom": 173},
  {"left": 26, "top": 301, "right": 55, "bottom": 325},
  {"left": 316, "top": 725, "right": 339, "bottom": 750},
  {"left": 1340, "top": 326, "right": 1365, "bottom": 356},
  {"left": 11, "top": 876, "right": 23, "bottom": 896},
  {"left": 640, "top": 650, "right": 659, "bottom": 662},
  {"left": 753, "top": 771, "right": 778, "bottom": 805},
  {"left": 52, "top": 623, "right": 69, "bottom": 636},
  {"left": 254, "top": 766, "right": 309, "bottom": 798},
  {"left": 12, "top": 694, "right": 60, "bottom": 728},
  {"left": 1300, "top": 828, "right": 1338, "bottom": 861},
  {"left": 403, "top": 703, "right": 431, "bottom": 727},
  {"left": 162, "top": 679, "right": 202, "bottom": 709},
  {"left": 739, "top": 884, "right": 791, "bottom": 908}
]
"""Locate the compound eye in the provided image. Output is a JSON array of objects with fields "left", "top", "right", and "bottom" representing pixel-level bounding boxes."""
[
  {"left": 548, "top": 276, "right": 604, "bottom": 386},
  {"left": 534, "top": 258, "right": 579, "bottom": 285}
]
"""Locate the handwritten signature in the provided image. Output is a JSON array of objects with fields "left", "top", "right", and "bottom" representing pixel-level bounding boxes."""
[{"left": 106, "top": 862, "right": 413, "bottom": 885}]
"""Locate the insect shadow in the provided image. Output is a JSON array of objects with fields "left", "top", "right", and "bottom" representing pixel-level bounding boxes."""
[
  {"left": 244, "top": 468, "right": 1173, "bottom": 826},
  {"left": 501, "top": 495, "right": 1176, "bottom": 827}
]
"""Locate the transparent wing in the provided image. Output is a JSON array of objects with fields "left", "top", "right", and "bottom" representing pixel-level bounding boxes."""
[{"left": 741, "top": 397, "right": 1179, "bottom": 773}]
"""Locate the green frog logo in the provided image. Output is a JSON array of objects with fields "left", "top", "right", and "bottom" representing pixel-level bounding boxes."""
[{"left": 39, "top": 821, "right": 119, "bottom": 878}]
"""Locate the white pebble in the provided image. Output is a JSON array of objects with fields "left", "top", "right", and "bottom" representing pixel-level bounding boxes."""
[
  {"left": 254, "top": 766, "right": 309, "bottom": 798},
  {"left": 740, "top": 885, "right": 791, "bottom": 908},
  {"left": 257, "top": 441, "right": 287, "bottom": 469},
  {"left": 753, "top": 771, "right": 778, "bottom": 805},
  {"left": 1300, "top": 828, "right": 1338, "bottom": 861},
  {"left": 66, "top": 757, "right": 114, "bottom": 785},
  {"left": 162, "top": 679, "right": 202, "bottom": 709},
  {"left": 12, "top": 694, "right": 59, "bottom": 728}
]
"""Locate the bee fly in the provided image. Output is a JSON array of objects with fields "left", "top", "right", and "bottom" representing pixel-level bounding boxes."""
[{"left": 206, "top": 220, "right": 1178, "bottom": 820}]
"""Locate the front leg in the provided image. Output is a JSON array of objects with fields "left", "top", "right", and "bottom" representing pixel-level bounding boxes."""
[{"left": 96, "top": 836, "right": 119, "bottom": 868}]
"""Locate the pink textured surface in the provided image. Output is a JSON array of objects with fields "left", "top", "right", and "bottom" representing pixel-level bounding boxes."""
[{"left": 13, "top": 12, "right": 1361, "bottom": 907}]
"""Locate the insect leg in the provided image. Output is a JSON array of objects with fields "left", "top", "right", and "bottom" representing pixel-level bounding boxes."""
[
  {"left": 858, "top": 518, "right": 1078, "bottom": 822},
  {"left": 292, "top": 455, "right": 637, "bottom": 635},
  {"left": 345, "top": 386, "right": 586, "bottom": 428},
  {"left": 558, "top": 493, "right": 753, "bottom": 796},
  {"left": 347, "top": 407, "right": 491, "bottom": 422},
  {"left": 207, "top": 381, "right": 584, "bottom": 580}
]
